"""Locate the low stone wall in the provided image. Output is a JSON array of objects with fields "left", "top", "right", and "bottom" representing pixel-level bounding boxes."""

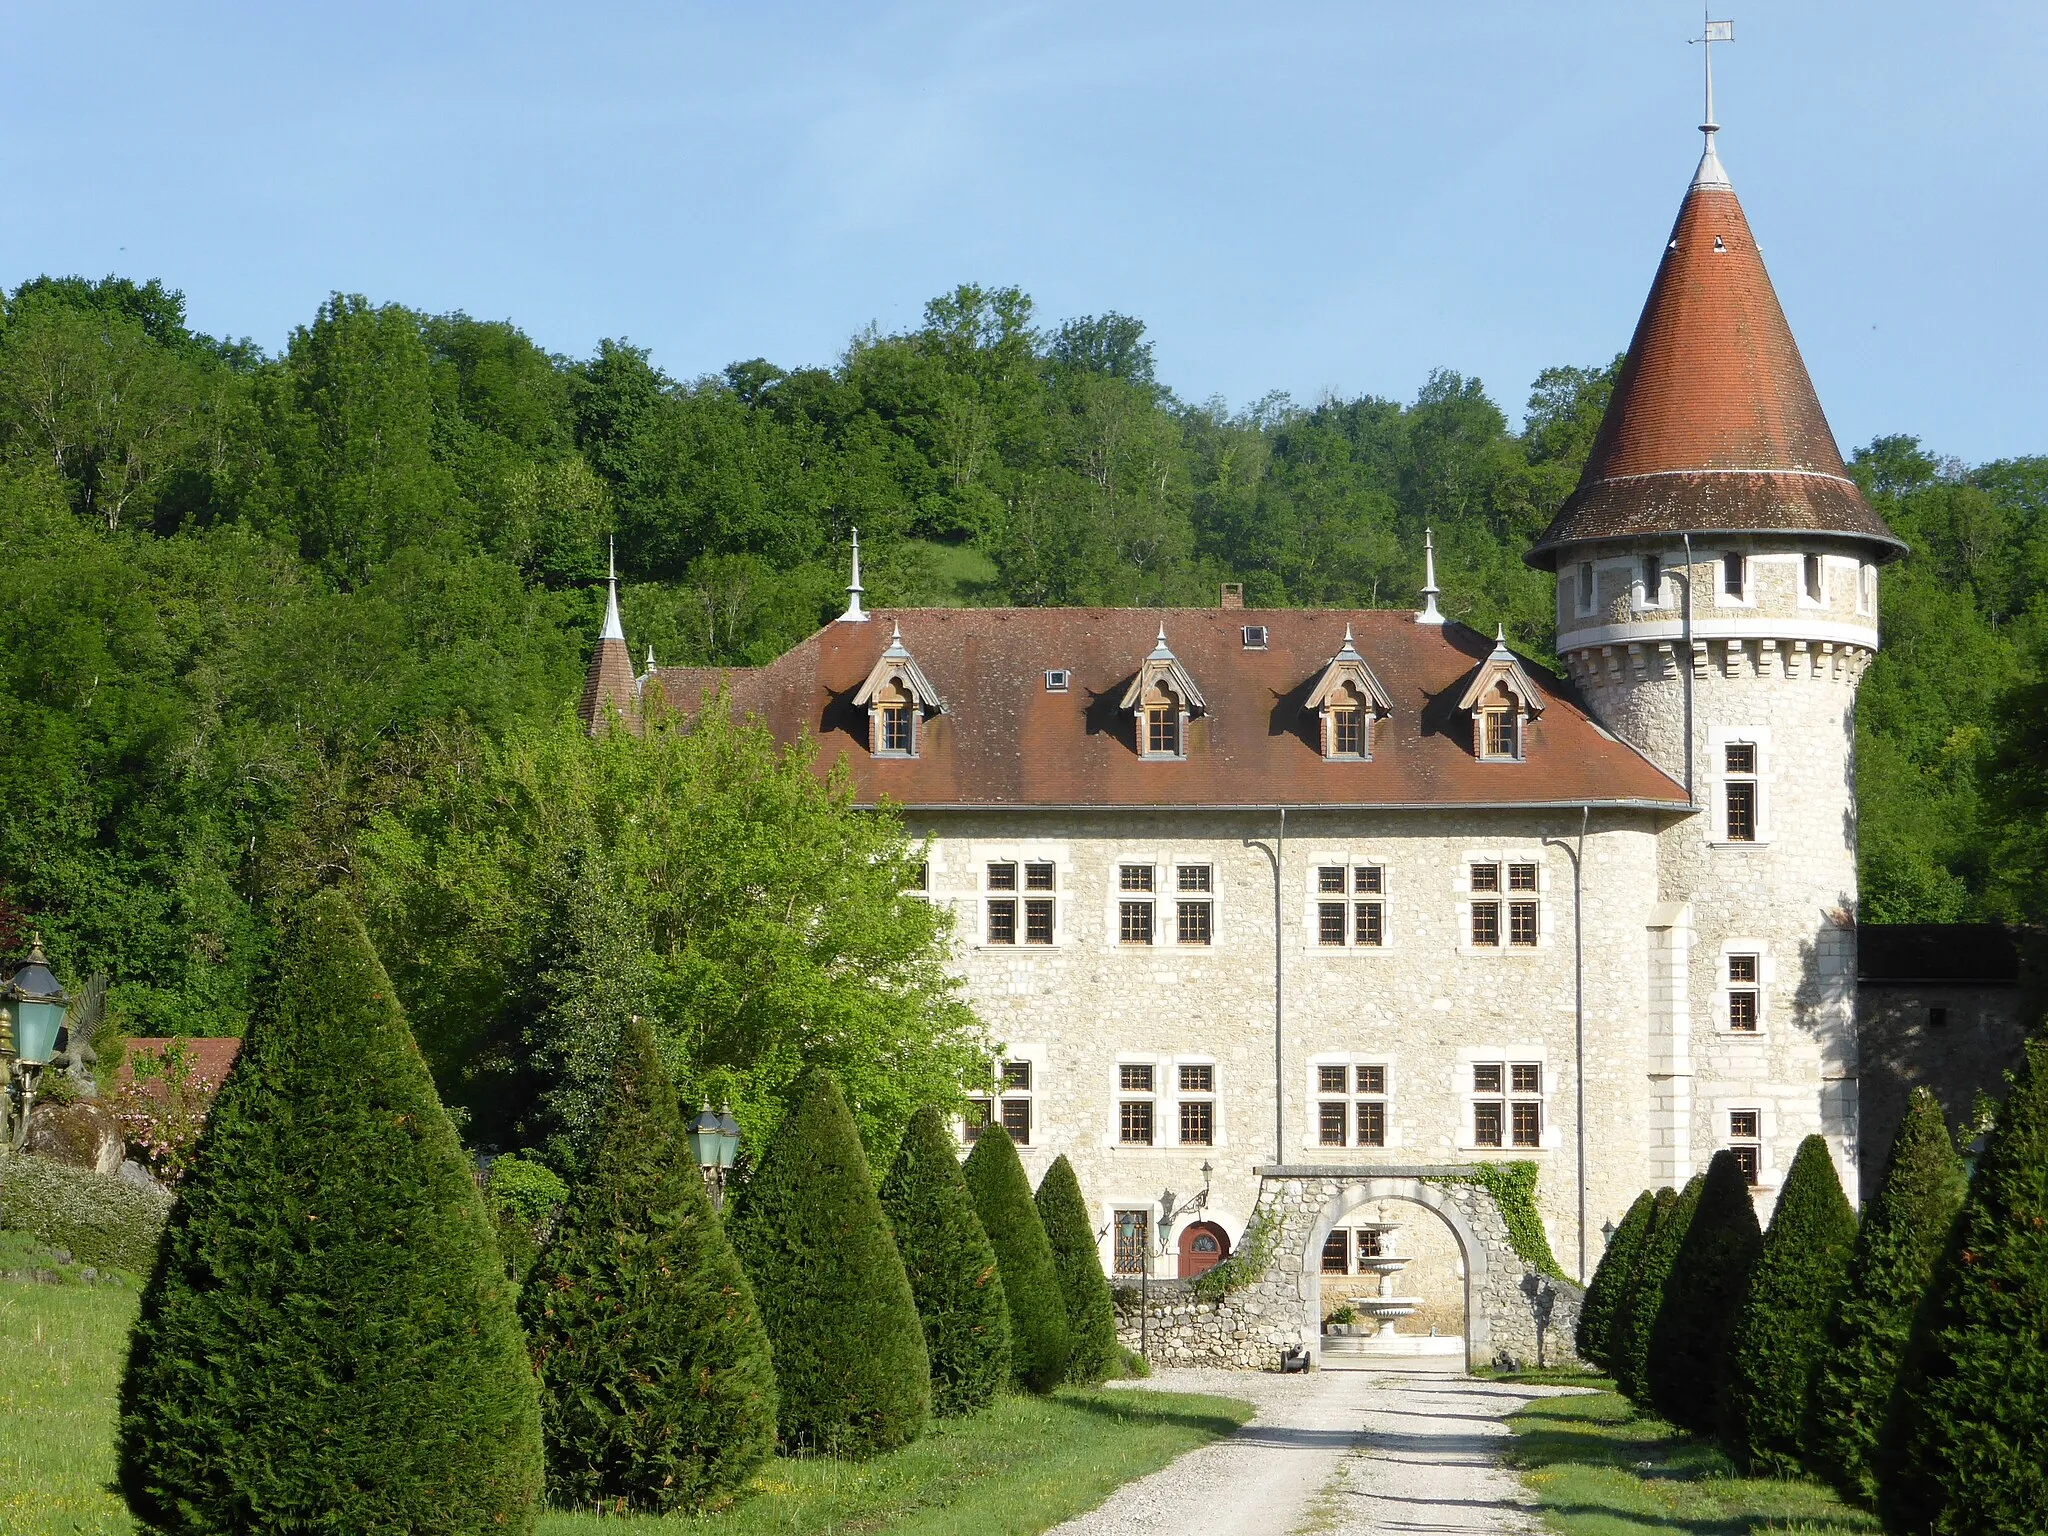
[{"left": 1108, "top": 1167, "right": 1588, "bottom": 1373}]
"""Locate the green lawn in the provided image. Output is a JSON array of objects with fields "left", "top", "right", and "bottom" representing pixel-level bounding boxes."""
[
  {"left": 1507, "top": 1386, "right": 1880, "bottom": 1536},
  {"left": 0, "top": 1265, "right": 1249, "bottom": 1536},
  {"left": 0, "top": 1274, "right": 140, "bottom": 1536}
]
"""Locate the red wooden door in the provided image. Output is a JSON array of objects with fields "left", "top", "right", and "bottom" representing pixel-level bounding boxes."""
[{"left": 1178, "top": 1221, "right": 1230, "bottom": 1278}]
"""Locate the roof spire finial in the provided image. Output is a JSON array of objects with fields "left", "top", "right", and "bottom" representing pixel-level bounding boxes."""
[
  {"left": 1417, "top": 528, "right": 1444, "bottom": 625},
  {"left": 840, "top": 527, "right": 868, "bottom": 623},
  {"left": 600, "top": 535, "right": 625, "bottom": 642},
  {"left": 1689, "top": 13, "right": 1734, "bottom": 189}
]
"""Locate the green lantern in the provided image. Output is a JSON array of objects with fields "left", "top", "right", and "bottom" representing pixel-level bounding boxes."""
[
  {"left": 3, "top": 936, "right": 68, "bottom": 1067},
  {"left": 687, "top": 1102, "right": 740, "bottom": 1171}
]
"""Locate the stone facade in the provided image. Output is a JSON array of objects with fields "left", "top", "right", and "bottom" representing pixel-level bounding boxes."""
[
  {"left": 1558, "top": 541, "right": 1876, "bottom": 1209},
  {"left": 920, "top": 807, "right": 1665, "bottom": 1290},
  {"left": 1107, "top": 1169, "right": 1584, "bottom": 1372}
]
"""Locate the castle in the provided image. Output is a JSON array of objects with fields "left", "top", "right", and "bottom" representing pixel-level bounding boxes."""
[{"left": 580, "top": 115, "right": 1909, "bottom": 1315}]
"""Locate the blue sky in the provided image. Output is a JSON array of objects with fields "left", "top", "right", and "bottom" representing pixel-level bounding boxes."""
[{"left": 4, "top": 2, "right": 2043, "bottom": 462}]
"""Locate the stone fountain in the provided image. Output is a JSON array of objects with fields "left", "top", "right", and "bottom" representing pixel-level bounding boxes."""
[{"left": 1348, "top": 1225, "right": 1424, "bottom": 1338}]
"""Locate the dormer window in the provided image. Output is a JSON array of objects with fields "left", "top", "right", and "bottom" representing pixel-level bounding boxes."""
[
  {"left": 1146, "top": 697, "right": 1181, "bottom": 756},
  {"left": 1480, "top": 700, "right": 1519, "bottom": 760},
  {"left": 879, "top": 699, "right": 913, "bottom": 754},
  {"left": 1242, "top": 625, "right": 1268, "bottom": 650},
  {"left": 1456, "top": 627, "right": 1542, "bottom": 764},
  {"left": 1120, "top": 626, "right": 1205, "bottom": 761},
  {"left": 853, "top": 624, "right": 943, "bottom": 758},
  {"left": 1304, "top": 625, "right": 1394, "bottom": 762}
]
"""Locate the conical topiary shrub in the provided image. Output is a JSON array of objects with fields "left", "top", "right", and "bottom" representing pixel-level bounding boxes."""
[
  {"left": 1721, "top": 1135, "right": 1858, "bottom": 1474},
  {"left": 116, "top": 890, "right": 543, "bottom": 1535},
  {"left": 1035, "top": 1156, "right": 1120, "bottom": 1385},
  {"left": 1578, "top": 1190, "right": 1657, "bottom": 1370},
  {"left": 1649, "top": 1151, "right": 1762, "bottom": 1434},
  {"left": 520, "top": 1015, "right": 776, "bottom": 1512},
  {"left": 961, "top": 1124, "right": 1070, "bottom": 1392},
  {"left": 1881, "top": 1038, "right": 2048, "bottom": 1536},
  {"left": 1810, "top": 1087, "right": 1966, "bottom": 1506},
  {"left": 1614, "top": 1182, "right": 1692, "bottom": 1404},
  {"left": 728, "top": 1076, "right": 929, "bottom": 1456},
  {"left": 879, "top": 1105, "right": 1012, "bottom": 1417}
]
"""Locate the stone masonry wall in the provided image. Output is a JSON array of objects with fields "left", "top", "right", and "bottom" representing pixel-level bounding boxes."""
[
  {"left": 915, "top": 807, "right": 1666, "bottom": 1295},
  {"left": 1108, "top": 1170, "right": 1585, "bottom": 1372},
  {"left": 1559, "top": 540, "right": 1876, "bottom": 1216}
]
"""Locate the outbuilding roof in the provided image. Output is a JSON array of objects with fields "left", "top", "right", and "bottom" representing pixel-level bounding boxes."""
[
  {"left": 652, "top": 608, "right": 1690, "bottom": 812},
  {"left": 1528, "top": 148, "right": 1905, "bottom": 569}
]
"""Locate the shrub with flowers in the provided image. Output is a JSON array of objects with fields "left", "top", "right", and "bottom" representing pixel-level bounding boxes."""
[{"left": 113, "top": 1040, "right": 221, "bottom": 1182}]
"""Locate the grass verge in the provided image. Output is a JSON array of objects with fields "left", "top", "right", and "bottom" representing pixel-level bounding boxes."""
[
  {"left": 0, "top": 1273, "right": 140, "bottom": 1536},
  {"left": 1507, "top": 1388, "right": 1879, "bottom": 1536},
  {"left": 0, "top": 1267, "right": 1248, "bottom": 1536},
  {"left": 538, "top": 1386, "right": 1252, "bottom": 1533}
]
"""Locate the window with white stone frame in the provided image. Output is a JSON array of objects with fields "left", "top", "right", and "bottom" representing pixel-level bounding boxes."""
[
  {"left": 978, "top": 852, "right": 1065, "bottom": 946},
  {"left": 1177, "top": 1062, "right": 1217, "bottom": 1146},
  {"left": 1118, "top": 863, "right": 1156, "bottom": 945},
  {"left": 1575, "top": 560, "right": 1597, "bottom": 616},
  {"left": 1467, "top": 1060, "right": 1545, "bottom": 1149},
  {"left": 1728, "top": 1108, "right": 1762, "bottom": 1186},
  {"left": 1464, "top": 861, "right": 1539, "bottom": 951},
  {"left": 1311, "top": 1059, "right": 1391, "bottom": 1148},
  {"left": 1175, "top": 863, "right": 1214, "bottom": 945},
  {"left": 1720, "top": 945, "right": 1769, "bottom": 1033},
  {"left": 965, "top": 1058, "right": 1035, "bottom": 1147},
  {"left": 1117, "top": 1062, "right": 1157, "bottom": 1145},
  {"left": 1710, "top": 727, "right": 1771, "bottom": 847}
]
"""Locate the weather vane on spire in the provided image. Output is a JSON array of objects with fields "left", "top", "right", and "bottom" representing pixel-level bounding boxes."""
[{"left": 1692, "top": 13, "right": 1734, "bottom": 138}]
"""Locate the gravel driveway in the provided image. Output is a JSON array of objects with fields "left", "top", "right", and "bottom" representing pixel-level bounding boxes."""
[{"left": 1046, "top": 1368, "right": 1586, "bottom": 1536}]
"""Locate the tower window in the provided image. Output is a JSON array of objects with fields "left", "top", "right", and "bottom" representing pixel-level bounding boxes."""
[
  {"left": 1723, "top": 552, "right": 1745, "bottom": 599},
  {"left": 1577, "top": 561, "right": 1596, "bottom": 615},
  {"left": 1803, "top": 553, "right": 1824, "bottom": 602},
  {"left": 1724, "top": 743, "right": 1759, "bottom": 843},
  {"left": 1642, "top": 554, "right": 1664, "bottom": 607}
]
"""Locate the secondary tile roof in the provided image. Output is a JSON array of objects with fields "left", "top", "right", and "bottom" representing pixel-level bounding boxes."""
[
  {"left": 1529, "top": 149, "right": 1904, "bottom": 569},
  {"left": 652, "top": 608, "right": 1689, "bottom": 812}
]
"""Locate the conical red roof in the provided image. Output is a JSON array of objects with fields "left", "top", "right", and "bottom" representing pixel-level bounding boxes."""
[{"left": 1529, "top": 146, "right": 1903, "bottom": 569}]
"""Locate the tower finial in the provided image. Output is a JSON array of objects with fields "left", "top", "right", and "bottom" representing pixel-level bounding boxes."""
[
  {"left": 840, "top": 528, "right": 868, "bottom": 622},
  {"left": 1417, "top": 528, "right": 1444, "bottom": 625},
  {"left": 600, "top": 535, "right": 625, "bottom": 642},
  {"left": 1690, "top": 14, "right": 1734, "bottom": 188}
]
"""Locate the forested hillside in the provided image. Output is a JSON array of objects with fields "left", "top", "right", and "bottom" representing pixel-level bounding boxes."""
[{"left": 0, "top": 274, "right": 2041, "bottom": 1045}]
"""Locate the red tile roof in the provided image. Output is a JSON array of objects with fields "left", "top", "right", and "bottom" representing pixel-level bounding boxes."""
[
  {"left": 654, "top": 609, "right": 1689, "bottom": 811},
  {"left": 580, "top": 636, "right": 638, "bottom": 735},
  {"left": 1530, "top": 159, "right": 1903, "bottom": 569}
]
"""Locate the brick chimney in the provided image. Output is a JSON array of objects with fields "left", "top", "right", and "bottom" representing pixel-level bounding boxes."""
[{"left": 1219, "top": 583, "right": 1244, "bottom": 610}]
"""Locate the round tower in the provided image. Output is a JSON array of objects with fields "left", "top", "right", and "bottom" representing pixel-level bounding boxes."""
[{"left": 1527, "top": 111, "right": 1905, "bottom": 1205}]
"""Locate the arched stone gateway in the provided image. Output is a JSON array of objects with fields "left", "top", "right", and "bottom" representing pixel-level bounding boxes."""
[{"left": 1110, "top": 1166, "right": 1584, "bottom": 1373}]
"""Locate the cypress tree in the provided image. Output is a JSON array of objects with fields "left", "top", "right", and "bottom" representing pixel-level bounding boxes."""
[
  {"left": 1035, "top": 1156, "right": 1120, "bottom": 1385},
  {"left": 116, "top": 890, "right": 543, "bottom": 1536},
  {"left": 1578, "top": 1189, "right": 1657, "bottom": 1369},
  {"left": 1810, "top": 1087, "right": 1966, "bottom": 1507},
  {"left": 1721, "top": 1135, "right": 1858, "bottom": 1474},
  {"left": 727, "top": 1075, "right": 929, "bottom": 1456},
  {"left": 1614, "top": 1181, "right": 1692, "bottom": 1404},
  {"left": 520, "top": 1015, "right": 776, "bottom": 1512},
  {"left": 879, "top": 1105, "right": 1012, "bottom": 1417},
  {"left": 961, "top": 1124, "right": 1071, "bottom": 1392},
  {"left": 1882, "top": 1038, "right": 2048, "bottom": 1536},
  {"left": 1649, "top": 1151, "right": 1762, "bottom": 1434}
]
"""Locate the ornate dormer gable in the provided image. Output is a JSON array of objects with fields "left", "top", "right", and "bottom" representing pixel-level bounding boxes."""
[
  {"left": 852, "top": 624, "right": 943, "bottom": 757},
  {"left": 1117, "top": 626, "right": 1206, "bottom": 759},
  {"left": 1455, "top": 627, "right": 1544, "bottom": 762},
  {"left": 1304, "top": 625, "right": 1395, "bottom": 760}
]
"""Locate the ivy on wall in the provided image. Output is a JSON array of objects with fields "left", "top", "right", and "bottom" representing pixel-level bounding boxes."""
[
  {"left": 1189, "top": 1211, "right": 1279, "bottom": 1302},
  {"left": 1440, "top": 1161, "right": 1569, "bottom": 1282}
]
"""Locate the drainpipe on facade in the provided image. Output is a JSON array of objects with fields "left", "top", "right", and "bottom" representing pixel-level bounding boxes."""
[
  {"left": 1246, "top": 807, "right": 1287, "bottom": 1166},
  {"left": 1546, "top": 804, "right": 1591, "bottom": 1282},
  {"left": 1681, "top": 532, "right": 1697, "bottom": 807}
]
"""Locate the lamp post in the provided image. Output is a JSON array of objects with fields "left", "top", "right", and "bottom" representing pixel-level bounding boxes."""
[
  {"left": 686, "top": 1101, "right": 741, "bottom": 1211},
  {"left": 1601, "top": 1218, "right": 1617, "bottom": 1251},
  {"left": 1117, "top": 1208, "right": 1147, "bottom": 1364},
  {"left": 2, "top": 935, "right": 69, "bottom": 1152}
]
